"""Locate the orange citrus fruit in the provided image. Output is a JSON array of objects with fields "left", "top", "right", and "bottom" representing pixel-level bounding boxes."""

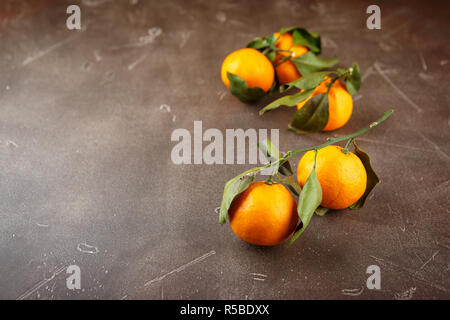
[
  {"left": 275, "top": 45, "right": 309, "bottom": 84},
  {"left": 297, "top": 77, "right": 353, "bottom": 131},
  {"left": 274, "top": 32, "right": 294, "bottom": 50},
  {"left": 221, "top": 48, "right": 275, "bottom": 92},
  {"left": 273, "top": 32, "right": 309, "bottom": 84},
  {"left": 228, "top": 181, "right": 298, "bottom": 246},
  {"left": 296, "top": 146, "right": 367, "bottom": 210}
]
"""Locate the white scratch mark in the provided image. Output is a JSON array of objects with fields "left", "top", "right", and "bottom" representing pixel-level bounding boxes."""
[
  {"left": 159, "top": 104, "right": 171, "bottom": 113},
  {"left": 310, "top": 2, "right": 326, "bottom": 15},
  {"left": 394, "top": 287, "right": 416, "bottom": 300},
  {"left": 361, "top": 66, "right": 374, "bottom": 82},
  {"left": 82, "top": 0, "right": 111, "bottom": 7},
  {"left": 172, "top": 115, "right": 176, "bottom": 122},
  {"left": 22, "top": 35, "right": 78, "bottom": 66},
  {"left": 36, "top": 223, "right": 49, "bottom": 228},
  {"left": 342, "top": 286, "right": 364, "bottom": 296},
  {"left": 417, "top": 250, "right": 440, "bottom": 272},
  {"left": 128, "top": 54, "right": 147, "bottom": 71},
  {"left": 374, "top": 61, "right": 423, "bottom": 113},
  {"left": 440, "top": 60, "right": 448, "bottom": 66},
  {"left": 93, "top": 50, "right": 103, "bottom": 62},
  {"left": 214, "top": 206, "right": 220, "bottom": 214},
  {"left": 179, "top": 31, "right": 192, "bottom": 49},
  {"left": 419, "top": 53, "right": 427, "bottom": 71},
  {"left": 356, "top": 137, "right": 433, "bottom": 153},
  {"left": 110, "top": 27, "right": 162, "bottom": 50},
  {"left": 322, "top": 36, "right": 338, "bottom": 49},
  {"left": 136, "top": 27, "right": 162, "bottom": 46},
  {"left": 250, "top": 273, "right": 267, "bottom": 278},
  {"left": 144, "top": 250, "right": 216, "bottom": 287},
  {"left": 218, "top": 91, "right": 227, "bottom": 101},
  {"left": 370, "top": 255, "right": 449, "bottom": 293},
  {"left": 16, "top": 265, "right": 67, "bottom": 300},
  {"left": 5, "top": 140, "right": 18, "bottom": 148},
  {"left": 216, "top": 12, "right": 227, "bottom": 23},
  {"left": 77, "top": 242, "right": 99, "bottom": 254},
  {"left": 418, "top": 132, "right": 450, "bottom": 160},
  {"left": 388, "top": 204, "right": 406, "bottom": 232},
  {"left": 353, "top": 94, "right": 363, "bottom": 102},
  {"left": 252, "top": 277, "right": 265, "bottom": 281},
  {"left": 100, "top": 71, "right": 115, "bottom": 85},
  {"left": 378, "top": 41, "right": 393, "bottom": 52},
  {"left": 418, "top": 72, "right": 434, "bottom": 81},
  {"left": 121, "top": 295, "right": 128, "bottom": 300},
  {"left": 382, "top": 22, "right": 410, "bottom": 39}
]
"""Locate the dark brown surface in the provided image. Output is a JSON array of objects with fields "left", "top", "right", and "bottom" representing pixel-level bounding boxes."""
[{"left": 0, "top": 0, "right": 449, "bottom": 300}]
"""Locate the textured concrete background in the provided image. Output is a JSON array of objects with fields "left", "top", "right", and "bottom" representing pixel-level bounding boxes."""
[{"left": 0, "top": 0, "right": 449, "bottom": 300}]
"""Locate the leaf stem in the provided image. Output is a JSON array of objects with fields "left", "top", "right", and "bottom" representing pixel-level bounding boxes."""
[
  {"left": 342, "top": 138, "right": 354, "bottom": 154},
  {"left": 275, "top": 110, "right": 393, "bottom": 165}
]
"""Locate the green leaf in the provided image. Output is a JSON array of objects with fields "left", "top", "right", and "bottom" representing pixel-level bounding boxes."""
[
  {"left": 227, "top": 72, "right": 267, "bottom": 103},
  {"left": 315, "top": 206, "right": 329, "bottom": 216},
  {"left": 267, "top": 50, "right": 277, "bottom": 63},
  {"left": 289, "top": 160, "right": 322, "bottom": 245},
  {"left": 345, "top": 63, "right": 361, "bottom": 95},
  {"left": 277, "top": 176, "right": 301, "bottom": 197},
  {"left": 287, "top": 71, "right": 330, "bottom": 90},
  {"left": 246, "top": 34, "right": 276, "bottom": 50},
  {"left": 257, "top": 138, "right": 293, "bottom": 176},
  {"left": 219, "top": 167, "right": 264, "bottom": 224},
  {"left": 288, "top": 93, "right": 329, "bottom": 133},
  {"left": 279, "top": 27, "right": 321, "bottom": 53},
  {"left": 349, "top": 140, "right": 380, "bottom": 209},
  {"left": 259, "top": 89, "right": 314, "bottom": 115},
  {"left": 292, "top": 52, "right": 339, "bottom": 75}
]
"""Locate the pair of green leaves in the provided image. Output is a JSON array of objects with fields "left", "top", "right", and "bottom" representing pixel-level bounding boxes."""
[{"left": 337, "top": 63, "right": 361, "bottom": 95}]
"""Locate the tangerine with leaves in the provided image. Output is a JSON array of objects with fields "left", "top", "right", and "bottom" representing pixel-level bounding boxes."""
[
  {"left": 297, "top": 146, "right": 367, "bottom": 210},
  {"left": 297, "top": 77, "right": 353, "bottom": 131},
  {"left": 274, "top": 32, "right": 309, "bottom": 84},
  {"left": 221, "top": 48, "right": 275, "bottom": 92},
  {"left": 228, "top": 181, "right": 298, "bottom": 246}
]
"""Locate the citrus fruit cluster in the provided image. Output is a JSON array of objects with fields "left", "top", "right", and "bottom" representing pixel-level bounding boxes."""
[
  {"left": 221, "top": 26, "right": 360, "bottom": 133},
  {"left": 219, "top": 110, "right": 394, "bottom": 246},
  {"left": 219, "top": 26, "right": 389, "bottom": 247}
]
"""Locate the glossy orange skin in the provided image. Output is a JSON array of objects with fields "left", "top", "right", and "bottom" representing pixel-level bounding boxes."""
[
  {"left": 296, "top": 146, "right": 367, "bottom": 210},
  {"left": 274, "top": 32, "right": 294, "bottom": 50},
  {"left": 275, "top": 45, "right": 309, "bottom": 84},
  {"left": 297, "top": 78, "right": 353, "bottom": 131},
  {"left": 273, "top": 32, "right": 309, "bottom": 84},
  {"left": 221, "top": 48, "right": 275, "bottom": 92},
  {"left": 229, "top": 181, "right": 298, "bottom": 246}
]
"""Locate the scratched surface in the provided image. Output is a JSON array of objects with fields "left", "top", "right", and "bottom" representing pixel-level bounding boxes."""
[{"left": 0, "top": 0, "right": 449, "bottom": 300}]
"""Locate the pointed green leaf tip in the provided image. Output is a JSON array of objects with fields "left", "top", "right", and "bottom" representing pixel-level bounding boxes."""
[
  {"left": 227, "top": 72, "right": 267, "bottom": 104},
  {"left": 292, "top": 52, "right": 339, "bottom": 76},
  {"left": 345, "top": 63, "right": 361, "bottom": 95},
  {"left": 289, "top": 152, "right": 322, "bottom": 246},
  {"left": 257, "top": 138, "right": 293, "bottom": 176},
  {"left": 349, "top": 141, "right": 380, "bottom": 209},
  {"left": 288, "top": 93, "right": 329, "bottom": 134}
]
